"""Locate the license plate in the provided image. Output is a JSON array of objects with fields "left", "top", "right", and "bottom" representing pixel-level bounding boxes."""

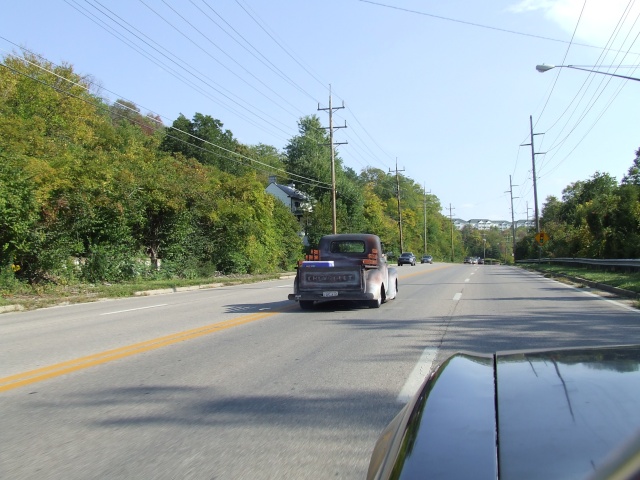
[{"left": 323, "top": 291, "right": 338, "bottom": 297}]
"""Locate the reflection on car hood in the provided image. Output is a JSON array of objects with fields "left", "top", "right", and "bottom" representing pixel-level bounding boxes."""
[{"left": 368, "top": 345, "right": 640, "bottom": 480}]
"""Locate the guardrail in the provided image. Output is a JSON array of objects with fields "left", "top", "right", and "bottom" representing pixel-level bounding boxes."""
[{"left": 517, "top": 257, "right": 640, "bottom": 271}]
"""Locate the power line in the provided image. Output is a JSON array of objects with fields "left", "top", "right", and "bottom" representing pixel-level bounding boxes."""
[
  {"left": 358, "top": 0, "right": 640, "bottom": 55},
  {"left": 62, "top": 1, "right": 294, "bottom": 141},
  {"left": 195, "top": 0, "right": 317, "bottom": 103}
]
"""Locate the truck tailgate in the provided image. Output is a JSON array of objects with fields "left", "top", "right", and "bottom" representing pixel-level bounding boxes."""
[{"left": 298, "top": 266, "right": 362, "bottom": 291}]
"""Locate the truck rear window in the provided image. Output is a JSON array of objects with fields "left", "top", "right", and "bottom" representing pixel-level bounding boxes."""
[{"left": 329, "top": 240, "right": 366, "bottom": 254}]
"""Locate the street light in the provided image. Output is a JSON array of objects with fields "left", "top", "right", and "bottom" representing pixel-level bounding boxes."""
[{"left": 536, "top": 64, "right": 640, "bottom": 82}]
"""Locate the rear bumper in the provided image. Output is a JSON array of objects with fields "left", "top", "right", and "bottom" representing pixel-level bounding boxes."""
[{"left": 288, "top": 291, "right": 375, "bottom": 302}]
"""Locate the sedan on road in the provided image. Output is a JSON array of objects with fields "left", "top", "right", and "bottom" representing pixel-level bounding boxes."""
[
  {"left": 397, "top": 252, "right": 416, "bottom": 266},
  {"left": 420, "top": 255, "right": 433, "bottom": 264}
]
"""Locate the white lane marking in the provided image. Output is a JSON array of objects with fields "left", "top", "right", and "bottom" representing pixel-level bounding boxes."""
[
  {"left": 100, "top": 304, "right": 168, "bottom": 316},
  {"left": 453, "top": 293, "right": 462, "bottom": 301},
  {"left": 465, "top": 278, "right": 470, "bottom": 282},
  {"left": 579, "top": 290, "right": 640, "bottom": 312},
  {"left": 397, "top": 348, "right": 437, "bottom": 403}
]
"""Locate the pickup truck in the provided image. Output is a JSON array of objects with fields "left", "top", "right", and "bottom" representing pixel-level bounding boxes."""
[{"left": 288, "top": 233, "right": 398, "bottom": 310}]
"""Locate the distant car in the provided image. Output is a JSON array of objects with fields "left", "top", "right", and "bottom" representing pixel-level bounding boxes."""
[
  {"left": 478, "top": 257, "right": 485, "bottom": 264},
  {"left": 367, "top": 344, "right": 640, "bottom": 480},
  {"left": 464, "top": 256, "right": 473, "bottom": 264},
  {"left": 397, "top": 252, "right": 416, "bottom": 266},
  {"left": 420, "top": 255, "right": 433, "bottom": 264},
  {"left": 472, "top": 256, "right": 479, "bottom": 264}
]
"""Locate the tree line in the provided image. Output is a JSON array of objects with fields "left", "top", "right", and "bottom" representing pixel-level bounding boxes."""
[
  {"left": 516, "top": 153, "right": 640, "bottom": 260},
  {"left": 2, "top": 52, "right": 637, "bottom": 289},
  {"left": 0, "top": 52, "right": 462, "bottom": 287}
]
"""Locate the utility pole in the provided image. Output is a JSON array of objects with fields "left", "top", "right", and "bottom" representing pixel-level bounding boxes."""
[
  {"left": 423, "top": 184, "right": 431, "bottom": 255},
  {"left": 318, "top": 85, "right": 346, "bottom": 234},
  {"left": 390, "top": 159, "right": 405, "bottom": 252},
  {"left": 506, "top": 175, "right": 519, "bottom": 262},
  {"left": 521, "top": 115, "right": 544, "bottom": 261},
  {"left": 448, "top": 204, "right": 455, "bottom": 262}
]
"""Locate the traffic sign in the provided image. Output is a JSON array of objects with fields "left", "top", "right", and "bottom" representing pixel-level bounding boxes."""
[{"left": 535, "top": 231, "right": 550, "bottom": 246}]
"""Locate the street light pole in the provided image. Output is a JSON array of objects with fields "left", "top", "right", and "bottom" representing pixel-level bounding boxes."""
[{"left": 536, "top": 64, "right": 640, "bottom": 82}]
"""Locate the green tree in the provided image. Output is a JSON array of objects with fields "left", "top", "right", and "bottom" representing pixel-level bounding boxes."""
[
  {"left": 0, "top": 153, "right": 38, "bottom": 268},
  {"left": 161, "top": 113, "right": 245, "bottom": 175}
]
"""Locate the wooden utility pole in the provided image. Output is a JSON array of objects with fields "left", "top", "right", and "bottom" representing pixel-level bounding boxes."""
[
  {"left": 521, "top": 115, "right": 544, "bottom": 261},
  {"left": 390, "top": 159, "right": 405, "bottom": 252},
  {"left": 449, "top": 204, "right": 455, "bottom": 262},
  {"left": 423, "top": 184, "right": 431, "bottom": 254},
  {"left": 507, "top": 175, "right": 519, "bottom": 262},
  {"left": 318, "top": 85, "right": 346, "bottom": 234}
]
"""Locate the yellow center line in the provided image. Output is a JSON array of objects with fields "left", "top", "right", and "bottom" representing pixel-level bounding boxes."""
[{"left": 0, "top": 307, "right": 293, "bottom": 393}]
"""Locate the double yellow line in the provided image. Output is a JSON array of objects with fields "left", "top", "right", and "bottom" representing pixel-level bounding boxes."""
[{"left": 0, "top": 309, "right": 282, "bottom": 393}]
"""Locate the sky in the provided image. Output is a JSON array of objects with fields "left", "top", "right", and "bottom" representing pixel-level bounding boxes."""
[{"left": 2, "top": 0, "right": 639, "bottom": 223}]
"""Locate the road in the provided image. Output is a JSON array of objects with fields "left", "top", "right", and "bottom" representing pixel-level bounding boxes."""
[{"left": 1, "top": 264, "right": 639, "bottom": 479}]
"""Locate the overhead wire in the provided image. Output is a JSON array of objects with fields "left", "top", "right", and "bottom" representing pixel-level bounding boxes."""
[
  {"left": 65, "top": 0, "right": 293, "bottom": 142},
  {"left": 194, "top": 0, "right": 318, "bottom": 103},
  {"left": 358, "top": 0, "right": 640, "bottom": 56},
  {"left": 140, "top": 0, "right": 305, "bottom": 118},
  {"left": 233, "top": 0, "right": 328, "bottom": 92}
]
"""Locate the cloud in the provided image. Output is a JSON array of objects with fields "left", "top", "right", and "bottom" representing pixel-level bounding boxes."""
[{"left": 508, "top": 0, "right": 640, "bottom": 46}]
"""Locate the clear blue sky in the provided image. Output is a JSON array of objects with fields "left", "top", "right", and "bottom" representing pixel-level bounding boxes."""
[{"left": 2, "top": 0, "right": 639, "bottom": 222}]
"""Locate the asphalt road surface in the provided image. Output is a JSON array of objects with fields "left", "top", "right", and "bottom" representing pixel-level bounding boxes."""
[{"left": 1, "top": 264, "right": 639, "bottom": 479}]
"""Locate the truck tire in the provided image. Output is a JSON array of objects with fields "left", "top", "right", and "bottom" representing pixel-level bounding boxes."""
[{"left": 299, "top": 300, "right": 314, "bottom": 310}]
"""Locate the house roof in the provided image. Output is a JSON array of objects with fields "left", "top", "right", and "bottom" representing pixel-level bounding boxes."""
[{"left": 270, "top": 182, "right": 310, "bottom": 201}]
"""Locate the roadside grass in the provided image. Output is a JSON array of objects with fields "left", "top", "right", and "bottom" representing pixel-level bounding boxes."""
[{"left": 0, "top": 272, "right": 293, "bottom": 312}]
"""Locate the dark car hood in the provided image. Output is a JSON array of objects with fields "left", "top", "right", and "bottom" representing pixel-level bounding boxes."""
[{"left": 368, "top": 345, "right": 640, "bottom": 480}]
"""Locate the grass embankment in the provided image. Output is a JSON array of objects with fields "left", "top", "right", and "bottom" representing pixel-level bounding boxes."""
[{"left": 0, "top": 272, "right": 293, "bottom": 312}]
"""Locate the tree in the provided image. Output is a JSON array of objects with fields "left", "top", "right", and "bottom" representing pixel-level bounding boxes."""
[
  {"left": 284, "top": 115, "right": 333, "bottom": 201},
  {"left": 621, "top": 147, "right": 640, "bottom": 186},
  {"left": 109, "top": 99, "right": 163, "bottom": 136},
  {"left": 0, "top": 153, "right": 38, "bottom": 268},
  {"left": 161, "top": 113, "right": 245, "bottom": 175}
]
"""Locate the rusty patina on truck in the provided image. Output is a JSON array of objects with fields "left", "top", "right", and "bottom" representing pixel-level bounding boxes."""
[{"left": 288, "top": 234, "right": 398, "bottom": 310}]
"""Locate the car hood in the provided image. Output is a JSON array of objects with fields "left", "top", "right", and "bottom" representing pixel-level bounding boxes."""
[{"left": 368, "top": 345, "right": 640, "bottom": 480}]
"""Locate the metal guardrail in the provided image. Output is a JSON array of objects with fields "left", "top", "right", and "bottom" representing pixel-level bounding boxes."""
[{"left": 517, "top": 258, "right": 640, "bottom": 270}]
